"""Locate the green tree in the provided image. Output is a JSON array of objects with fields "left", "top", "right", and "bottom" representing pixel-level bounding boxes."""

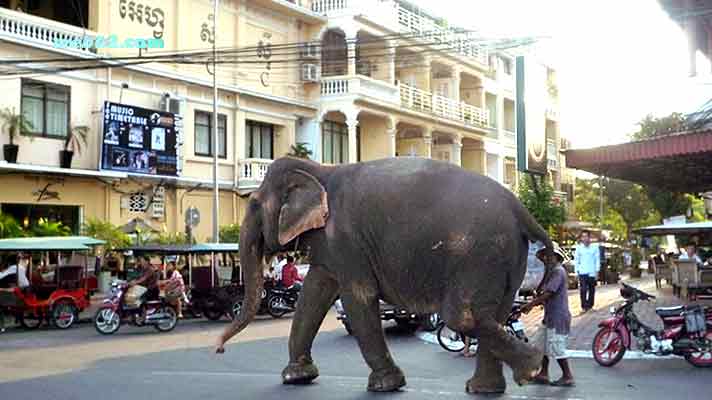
[
  {"left": 605, "top": 179, "right": 657, "bottom": 239},
  {"left": 517, "top": 175, "right": 566, "bottom": 232},
  {"left": 82, "top": 218, "right": 131, "bottom": 252},
  {"left": 0, "top": 212, "right": 24, "bottom": 239},
  {"left": 219, "top": 224, "right": 240, "bottom": 244},
  {"left": 31, "top": 218, "right": 70, "bottom": 237},
  {"left": 288, "top": 143, "right": 313, "bottom": 159},
  {"left": 151, "top": 231, "right": 189, "bottom": 245}
]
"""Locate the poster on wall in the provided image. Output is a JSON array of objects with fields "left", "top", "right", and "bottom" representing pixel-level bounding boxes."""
[
  {"left": 100, "top": 101, "right": 182, "bottom": 177},
  {"left": 516, "top": 55, "right": 548, "bottom": 175}
]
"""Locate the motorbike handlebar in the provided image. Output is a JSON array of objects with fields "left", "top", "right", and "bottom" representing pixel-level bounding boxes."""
[{"left": 621, "top": 282, "right": 656, "bottom": 302}]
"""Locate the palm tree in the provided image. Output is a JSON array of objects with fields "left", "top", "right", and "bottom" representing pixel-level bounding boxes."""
[
  {"left": 288, "top": 142, "right": 313, "bottom": 159},
  {"left": 65, "top": 125, "right": 89, "bottom": 154}
]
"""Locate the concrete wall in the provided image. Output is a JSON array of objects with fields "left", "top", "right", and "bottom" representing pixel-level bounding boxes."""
[{"left": 359, "top": 115, "right": 389, "bottom": 161}]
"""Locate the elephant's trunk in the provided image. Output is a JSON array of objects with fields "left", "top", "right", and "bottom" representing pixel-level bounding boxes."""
[{"left": 219, "top": 209, "right": 264, "bottom": 345}]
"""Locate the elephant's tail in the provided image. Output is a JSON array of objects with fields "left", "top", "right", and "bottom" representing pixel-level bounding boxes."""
[{"left": 515, "top": 202, "right": 553, "bottom": 250}]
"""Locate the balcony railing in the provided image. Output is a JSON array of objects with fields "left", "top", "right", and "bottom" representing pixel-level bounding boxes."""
[
  {"left": 311, "top": 0, "right": 488, "bottom": 66},
  {"left": 0, "top": 7, "right": 97, "bottom": 55},
  {"left": 320, "top": 75, "right": 400, "bottom": 104},
  {"left": 400, "top": 83, "right": 489, "bottom": 128},
  {"left": 237, "top": 158, "right": 272, "bottom": 190}
]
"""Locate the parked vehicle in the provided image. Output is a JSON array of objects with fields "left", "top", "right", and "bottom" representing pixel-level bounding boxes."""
[
  {"left": 333, "top": 299, "right": 440, "bottom": 334},
  {"left": 0, "top": 237, "right": 103, "bottom": 330},
  {"left": 265, "top": 284, "right": 300, "bottom": 318},
  {"left": 436, "top": 300, "right": 528, "bottom": 353},
  {"left": 94, "top": 279, "right": 178, "bottom": 334},
  {"left": 592, "top": 282, "right": 712, "bottom": 367}
]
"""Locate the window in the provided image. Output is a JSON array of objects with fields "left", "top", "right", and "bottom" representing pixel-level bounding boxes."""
[
  {"left": 322, "top": 120, "right": 350, "bottom": 164},
  {"left": 504, "top": 159, "right": 516, "bottom": 186},
  {"left": 21, "top": 79, "right": 70, "bottom": 138},
  {"left": 128, "top": 192, "right": 148, "bottom": 213},
  {"left": 501, "top": 57, "right": 512, "bottom": 75},
  {"left": 246, "top": 120, "right": 274, "bottom": 159},
  {"left": 194, "top": 111, "right": 227, "bottom": 158}
]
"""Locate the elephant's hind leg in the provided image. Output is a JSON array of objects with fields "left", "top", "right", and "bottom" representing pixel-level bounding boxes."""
[
  {"left": 340, "top": 281, "right": 405, "bottom": 392},
  {"left": 282, "top": 265, "right": 339, "bottom": 385}
]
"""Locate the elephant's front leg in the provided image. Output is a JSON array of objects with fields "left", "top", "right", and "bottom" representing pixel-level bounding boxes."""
[
  {"left": 340, "top": 283, "right": 406, "bottom": 392},
  {"left": 282, "top": 265, "right": 339, "bottom": 385}
]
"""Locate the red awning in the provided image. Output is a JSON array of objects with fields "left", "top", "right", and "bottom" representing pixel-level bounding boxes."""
[{"left": 564, "top": 129, "right": 712, "bottom": 192}]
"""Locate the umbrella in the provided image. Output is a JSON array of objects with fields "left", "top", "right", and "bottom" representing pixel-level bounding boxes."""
[{"left": 120, "top": 217, "right": 158, "bottom": 234}]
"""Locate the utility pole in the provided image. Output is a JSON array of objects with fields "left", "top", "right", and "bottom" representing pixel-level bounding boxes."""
[
  {"left": 599, "top": 175, "right": 604, "bottom": 228},
  {"left": 212, "top": 0, "right": 220, "bottom": 244}
]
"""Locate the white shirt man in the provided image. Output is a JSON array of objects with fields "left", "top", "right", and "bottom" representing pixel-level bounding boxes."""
[
  {"left": 272, "top": 256, "right": 287, "bottom": 281},
  {"left": 574, "top": 232, "right": 600, "bottom": 312}
]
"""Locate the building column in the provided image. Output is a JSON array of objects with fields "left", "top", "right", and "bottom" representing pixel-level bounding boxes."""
[
  {"left": 423, "top": 56, "right": 432, "bottom": 92},
  {"left": 347, "top": 41, "right": 357, "bottom": 76},
  {"left": 451, "top": 66, "right": 461, "bottom": 101},
  {"left": 346, "top": 111, "right": 359, "bottom": 163},
  {"left": 452, "top": 136, "right": 462, "bottom": 167},
  {"left": 387, "top": 116, "right": 398, "bottom": 157},
  {"left": 387, "top": 40, "right": 397, "bottom": 85},
  {"left": 423, "top": 126, "right": 433, "bottom": 159},
  {"left": 497, "top": 154, "right": 505, "bottom": 184}
]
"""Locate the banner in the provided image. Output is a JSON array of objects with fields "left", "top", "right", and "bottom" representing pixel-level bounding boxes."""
[
  {"left": 516, "top": 55, "right": 548, "bottom": 175},
  {"left": 100, "top": 101, "right": 182, "bottom": 177}
]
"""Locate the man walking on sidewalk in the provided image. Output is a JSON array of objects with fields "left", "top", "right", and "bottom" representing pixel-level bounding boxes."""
[{"left": 575, "top": 231, "right": 599, "bottom": 313}]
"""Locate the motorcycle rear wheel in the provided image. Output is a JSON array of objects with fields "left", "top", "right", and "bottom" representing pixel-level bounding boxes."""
[
  {"left": 592, "top": 327, "right": 626, "bottom": 367},
  {"left": 20, "top": 313, "right": 42, "bottom": 330},
  {"left": 685, "top": 332, "right": 712, "bottom": 368},
  {"left": 52, "top": 301, "right": 77, "bottom": 329},
  {"left": 267, "top": 296, "right": 289, "bottom": 319},
  {"left": 437, "top": 324, "right": 469, "bottom": 353},
  {"left": 154, "top": 306, "right": 178, "bottom": 332}
]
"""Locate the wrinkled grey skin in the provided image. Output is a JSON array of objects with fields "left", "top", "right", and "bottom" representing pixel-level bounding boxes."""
[{"left": 216, "top": 156, "right": 552, "bottom": 394}]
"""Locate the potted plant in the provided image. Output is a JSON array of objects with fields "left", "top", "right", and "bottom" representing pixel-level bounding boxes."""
[
  {"left": 0, "top": 107, "right": 34, "bottom": 163},
  {"left": 60, "top": 125, "right": 89, "bottom": 168},
  {"left": 288, "top": 142, "right": 313, "bottom": 159}
]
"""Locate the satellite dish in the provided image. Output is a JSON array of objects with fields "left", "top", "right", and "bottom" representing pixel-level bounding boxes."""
[{"left": 185, "top": 207, "right": 201, "bottom": 227}]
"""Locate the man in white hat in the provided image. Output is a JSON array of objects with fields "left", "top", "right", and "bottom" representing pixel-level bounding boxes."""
[{"left": 521, "top": 245, "right": 574, "bottom": 387}]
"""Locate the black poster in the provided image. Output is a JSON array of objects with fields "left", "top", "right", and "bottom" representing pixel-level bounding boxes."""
[{"left": 100, "top": 101, "right": 182, "bottom": 177}]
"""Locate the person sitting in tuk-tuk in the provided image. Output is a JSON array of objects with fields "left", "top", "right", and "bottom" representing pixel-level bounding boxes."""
[
  {"left": 680, "top": 244, "right": 704, "bottom": 267},
  {"left": 162, "top": 261, "right": 187, "bottom": 319},
  {"left": 0, "top": 253, "right": 30, "bottom": 290}
]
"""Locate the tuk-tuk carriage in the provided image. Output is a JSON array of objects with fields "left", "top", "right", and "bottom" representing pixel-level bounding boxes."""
[
  {"left": 121, "top": 243, "right": 241, "bottom": 321},
  {"left": 0, "top": 236, "right": 104, "bottom": 329}
]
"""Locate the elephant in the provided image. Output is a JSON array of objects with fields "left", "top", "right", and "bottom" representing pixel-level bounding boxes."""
[{"left": 215, "top": 156, "right": 553, "bottom": 394}]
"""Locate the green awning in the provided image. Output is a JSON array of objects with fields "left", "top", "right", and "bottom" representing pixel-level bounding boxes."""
[
  {"left": 120, "top": 243, "right": 239, "bottom": 254},
  {"left": 0, "top": 237, "right": 92, "bottom": 251},
  {"left": 189, "top": 243, "right": 239, "bottom": 253},
  {"left": 633, "top": 221, "right": 712, "bottom": 236}
]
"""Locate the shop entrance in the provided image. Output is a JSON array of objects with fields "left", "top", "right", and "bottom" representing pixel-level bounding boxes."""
[{"left": 1, "top": 203, "right": 81, "bottom": 234}]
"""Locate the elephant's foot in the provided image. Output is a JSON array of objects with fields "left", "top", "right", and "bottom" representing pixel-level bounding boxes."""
[
  {"left": 367, "top": 366, "right": 406, "bottom": 392},
  {"left": 509, "top": 346, "right": 542, "bottom": 386},
  {"left": 282, "top": 361, "right": 319, "bottom": 385},
  {"left": 465, "top": 374, "right": 506, "bottom": 395}
]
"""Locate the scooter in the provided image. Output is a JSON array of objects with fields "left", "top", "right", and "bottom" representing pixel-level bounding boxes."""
[
  {"left": 592, "top": 282, "right": 712, "bottom": 367},
  {"left": 94, "top": 280, "right": 178, "bottom": 335},
  {"left": 267, "top": 284, "right": 300, "bottom": 318}
]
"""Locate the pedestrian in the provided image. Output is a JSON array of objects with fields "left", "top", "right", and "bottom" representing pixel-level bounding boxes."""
[
  {"left": 574, "top": 231, "right": 599, "bottom": 313},
  {"left": 521, "top": 246, "right": 575, "bottom": 387}
]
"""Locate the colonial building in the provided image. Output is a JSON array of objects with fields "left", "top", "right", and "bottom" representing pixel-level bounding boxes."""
[{"left": 0, "top": 0, "right": 573, "bottom": 242}]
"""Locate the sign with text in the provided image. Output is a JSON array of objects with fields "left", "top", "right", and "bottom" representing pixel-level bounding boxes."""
[
  {"left": 100, "top": 101, "right": 182, "bottom": 177},
  {"left": 516, "top": 55, "right": 548, "bottom": 175}
]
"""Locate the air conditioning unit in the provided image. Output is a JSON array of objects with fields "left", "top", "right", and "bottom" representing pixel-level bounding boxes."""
[
  {"left": 300, "top": 42, "right": 319, "bottom": 59},
  {"left": 301, "top": 63, "right": 319, "bottom": 82},
  {"left": 159, "top": 95, "right": 185, "bottom": 116}
]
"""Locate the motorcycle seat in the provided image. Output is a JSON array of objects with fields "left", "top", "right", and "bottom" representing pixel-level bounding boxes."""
[{"left": 656, "top": 306, "right": 685, "bottom": 318}]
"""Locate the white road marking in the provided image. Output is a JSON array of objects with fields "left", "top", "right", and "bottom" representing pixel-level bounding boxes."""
[{"left": 417, "top": 332, "right": 678, "bottom": 360}]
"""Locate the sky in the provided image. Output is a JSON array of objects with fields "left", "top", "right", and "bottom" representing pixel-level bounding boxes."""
[{"left": 414, "top": 0, "right": 712, "bottom": 149}]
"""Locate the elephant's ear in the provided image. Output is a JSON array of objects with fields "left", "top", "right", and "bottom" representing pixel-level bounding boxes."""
[{"left": 278, "top": 169, "right": 329, "bottom": 246}]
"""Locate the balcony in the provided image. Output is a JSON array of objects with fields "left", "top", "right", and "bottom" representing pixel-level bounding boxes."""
[
  {"left": 320, "top": 75, "right": 400, "bottom": 104},
  {"left": 237, "top": 159, "right": 272, "bottom": 191},
  {"left": 399, "top": 83, "right": 489, "bottom": 129},
  {"left": 0, "top": 7, "right": 98, "bottom": 55},
  {"left": 311, "top": 0, "right": 488, "bottom": 67}
]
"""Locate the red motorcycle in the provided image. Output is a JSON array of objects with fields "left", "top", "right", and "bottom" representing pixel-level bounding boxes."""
[
  {"left": 592, "top": 282, "right": 712, "bottom": 368},
  {"left": 94, "top": 280, "right": 178, "bottom": 335}
]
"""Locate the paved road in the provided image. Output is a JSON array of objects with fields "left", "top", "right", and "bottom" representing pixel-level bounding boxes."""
[{"left": 2, "top": 308, "right": 711, "bottom": 400}]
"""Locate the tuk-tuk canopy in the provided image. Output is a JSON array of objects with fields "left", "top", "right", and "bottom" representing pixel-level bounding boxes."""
[
  {"left": 0, "top": 236, "right": 104, "bottom": 251},
  {"left": 120, "top": 243, "right": 239, "bottom": 255},
  {"left": 633, "top": 221, "right": 712, "bottom": 236}
]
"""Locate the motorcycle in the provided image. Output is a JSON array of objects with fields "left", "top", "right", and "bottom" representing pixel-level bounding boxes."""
[
  {"left": 437, "top": 301, "right": 528, "bottom": 353},
  {"left": 592, "top": 282, "right": 712, "bottom": 368},
  {"left": 94, "top": 280, "right": 178, "bottom": 335},
  {"left": 266, "top": 284, "right": 300, "bottom": 318}
]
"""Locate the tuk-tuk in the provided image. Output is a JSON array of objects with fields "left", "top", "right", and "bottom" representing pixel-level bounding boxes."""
[
  {"left": 121, "top": 243, "right": 241, "bottom": 321},
  {"left": 0, "top": 236, "right": 104, "bottom": 329}
]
